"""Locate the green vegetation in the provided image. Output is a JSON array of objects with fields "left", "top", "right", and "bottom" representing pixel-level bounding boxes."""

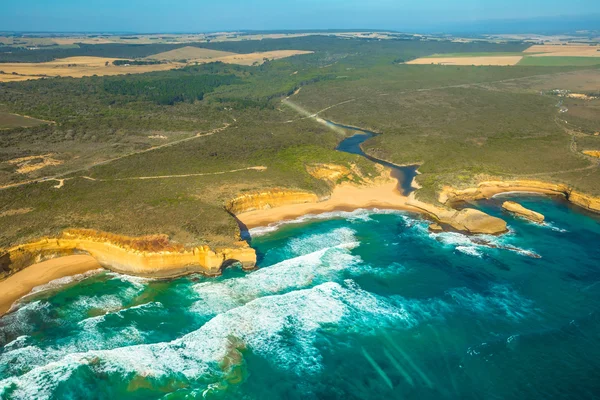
[
  {"left": 102, "top": 72, "right": 241, "bottom": 105},
  {"left": 518, "top": 56, "right": 600, "bottom": 67},
  {"left": 0, "top": 35, "right": 598, "bottom": 250}
]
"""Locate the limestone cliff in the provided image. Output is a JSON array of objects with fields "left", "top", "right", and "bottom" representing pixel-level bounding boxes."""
[
  {"left": 0, "top": 229, "right": 256, "bottom": 280},
  {"left": 502, "top": 201, "right": 545, "bottom": 223},
  {"left": 226, "top": 189, "right": 320, "bottom": 214},
  {"left": 305, "top": 163, "right": 354, "bottom": 184},
  {"left": 439, "top": 180, "right": 600, "bottom": 214}
]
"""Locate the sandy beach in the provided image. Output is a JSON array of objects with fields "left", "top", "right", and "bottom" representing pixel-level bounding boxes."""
[
  {"left": 0, "top": 255, "right": 102, "bottom": 316},
  {"left": 237, "top": 180, "right": 421, "bottom": 228}
]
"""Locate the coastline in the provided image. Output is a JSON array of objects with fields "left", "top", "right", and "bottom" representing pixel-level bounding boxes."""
[
  {"left": 439, "top": 180, "right": 600, "bottom": 213},
  {"left": 2, "top": 175, "right": 599, "bottom": 320},
  {"left": 0, "top": 255, "right": 102, "bottom": 317},
  {"left": 237, "top": 180, "right": 422, "bottom": 229}
]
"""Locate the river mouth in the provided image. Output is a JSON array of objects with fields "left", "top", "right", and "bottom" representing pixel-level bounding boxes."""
[{"left": 329, "top": 121, "right": 419, "bottom": 196}]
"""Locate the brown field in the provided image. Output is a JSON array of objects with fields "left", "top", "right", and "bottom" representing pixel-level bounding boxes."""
[
  {"left": 146, "top": 46, "right": 237, "bottom": 61},
  {"left": 0, "top": 74, "right": 46, "bottom": 82},
  {"left": 205, "top": 50, "right": 314, "bottom": 66},
  {"left": 407, "top": 56, "right": 523, "bottom": 66},
  {"left": 524, "top": 44, "right": 600, "bottom": 57},
  {"left": 0, "top": 56, "right": 184, "bottom": 82}
]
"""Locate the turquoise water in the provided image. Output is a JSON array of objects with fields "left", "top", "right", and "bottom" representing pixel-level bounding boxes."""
[{"left": 1, "top": 195, "right": 600, "bottom": 399}]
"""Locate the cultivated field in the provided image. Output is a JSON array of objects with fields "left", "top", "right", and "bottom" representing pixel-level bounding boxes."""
[
  {"left": 524, "top": 45, "right": 600, "bottom": 57},
  {"left": 408, "top": 43, "right": 600, "bottom": 67},
  {"left": 146, "top": 46, "right": 236, "bottom": 61},
  {"left": 407, "top": 56, "right": 523, "bottom": 66},
  {"left": 0, "top": 51, "right": 314, "bottom": 82},
  {"left": 208, "top": 50, "right": 314, "bottom": 65},
  {"left": 0, "top": 56, "right": 183, "bottom": 82}
]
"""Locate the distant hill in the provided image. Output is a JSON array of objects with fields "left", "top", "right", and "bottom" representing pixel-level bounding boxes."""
[{"left": 146, "top": 46, "right": 236, "bottom": 61}]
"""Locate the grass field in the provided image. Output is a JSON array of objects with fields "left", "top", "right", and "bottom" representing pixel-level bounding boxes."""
[{"left": 0, "top": 111, "right": 50, "bottom": 130}]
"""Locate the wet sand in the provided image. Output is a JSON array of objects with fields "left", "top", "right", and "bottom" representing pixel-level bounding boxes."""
[{"left": 0, "top": 255, "right": 102, "bottom": 316}]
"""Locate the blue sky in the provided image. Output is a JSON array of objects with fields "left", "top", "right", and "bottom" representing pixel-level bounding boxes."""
[{"left": 1, "top": 0, "right": 598, "bottom": 32}]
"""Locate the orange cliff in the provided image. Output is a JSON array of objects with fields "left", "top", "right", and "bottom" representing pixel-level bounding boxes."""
[
  {"left": 228, "top": 177, "right": 508, "bottom": 236},
  {"left": 438, "top": 180, "right": 600, "bottom": 214},
  {"left": 1, "top": 229, "right": 256, "bottom": 280},
  {"left": 226, "top": 189, "right": 321, "bottom": 214}
]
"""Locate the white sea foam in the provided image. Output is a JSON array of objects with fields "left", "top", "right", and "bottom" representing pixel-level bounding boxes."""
[
  {"left": 447, "top": 285, "right": 537, "bottom": 321},
  {"left": 456, "top": 246, "right": 483, "bottom": 258},
  {"left": 0, "top": 281, "right": 418, "bottom": 399},
  {"left": 540, "top": 221, "right": 568, "bottom": 233},
  {"left": 0, "top": 277, "right": 539, "bottom": 399},
  {"left": 191, "top": 243, "right": 361, "bottom": 317},
  {"left": 285, "top": 226, "right": 358, "bottom": 257},
  {"left": 430, "top": 229, "right": 540, "bottom": 259},
  {"left": 248, "top": 208, "right": 405, "bottom": 237},
  {"left": 29, "top": 269, "right": 104, "bottom": 296}
]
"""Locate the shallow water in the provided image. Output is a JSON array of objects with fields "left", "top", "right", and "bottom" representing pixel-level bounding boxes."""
[{"left": 1, "top": 195, "right": 599, "bottom": 399}]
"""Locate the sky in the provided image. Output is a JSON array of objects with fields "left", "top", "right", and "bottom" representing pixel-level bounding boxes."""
[{"left": 1, "top": 0, "right": 598, "bottom": 33}]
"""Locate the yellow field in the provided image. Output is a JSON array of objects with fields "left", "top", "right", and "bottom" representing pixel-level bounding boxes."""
[
  {"left": 0, "top": 57, "right": 183, "bottom": 82},
  {"left": 0, "top": 50, "right": 314, "bottom": 82},
  {"left": 407, "top": 56, "right": 523, "bottom": 66},
  {"left": 204, "top": 50, "right": 314, "bottom": 66},
  {"left": 146, "top": 46, "right": 236, "bottom": 61},
  {"left": 524, "top": 44, "right": 600, "bottom": 57}
]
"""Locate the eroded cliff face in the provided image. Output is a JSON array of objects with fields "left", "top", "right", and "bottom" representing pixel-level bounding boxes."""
[
  {"left": 439, "top": 180, "right": 600, "bottom": 214},
  {"left": 226, "top": 189, "right": 320, "bottom": 214},
  {"left": 0, "top": 229, "right": 256, "bottom": 280},
  {"left": 305, "top": 163, "right": 354, "bottom": 184},
  {"left": 569, "top": 191, "right": 600, "bottom": 213}
]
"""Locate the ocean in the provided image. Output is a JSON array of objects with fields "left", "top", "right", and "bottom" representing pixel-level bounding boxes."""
[{"left": 1, "top": 194, "right": 600, "bottom": 399}]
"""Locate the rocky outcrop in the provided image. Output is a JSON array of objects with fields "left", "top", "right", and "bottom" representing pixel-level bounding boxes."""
[
  {"left": 407, "top": 199, "right": 508, "bottom": 235},
  {"left": 502, "top": 201, "right": 545, "bottom": 223},
  {"left": 226, "top": 189, "right": 320, "bottom": 214},
  {"left": 445, "top": 208, "right": 508, "bottom": 234},
  {"left": 439, "top": 180, "right": 600, "bottom": 214},
  {"left": 0, "top": 229, "right": 256, "bottom": 280},
  {"left": 569, "top": 191, "right": 600, "bottom": 213}
]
